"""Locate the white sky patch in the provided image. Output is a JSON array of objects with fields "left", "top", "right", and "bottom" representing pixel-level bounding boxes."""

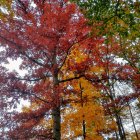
[
  {"left": 115, "top": 57, "right": 128, "bottom": 64},
  {"left": 3, "top": 58, "right": 27, "bottom": 76},
  {"left": 15, "top": 99, "right": 30, "bottom": 112},
  {"left": 30, "top": 1, "right": 36, "bottom": 7}
]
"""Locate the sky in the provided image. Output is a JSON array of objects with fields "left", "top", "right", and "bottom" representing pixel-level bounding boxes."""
[{"left": 3, "top": 58, "right": 27, "bottom": 76}]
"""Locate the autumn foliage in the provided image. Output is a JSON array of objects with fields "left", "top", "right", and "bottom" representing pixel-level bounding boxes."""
[{"left": 0, "top": 0, "right": 139, "bottom": 140}]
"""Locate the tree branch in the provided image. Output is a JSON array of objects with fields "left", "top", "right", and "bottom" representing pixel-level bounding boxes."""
[
  {"left": 59, "top": 74, "right": 84, "bottom": 83},
  {"left": 0, "top": 35, "right": 45, "bottom": 67}
]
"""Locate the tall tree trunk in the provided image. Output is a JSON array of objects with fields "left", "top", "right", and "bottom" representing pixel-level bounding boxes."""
[
  {"left": 52, "top": 106, "right": 61, "bottom": 140},
  {"left": 119, "top": 115, "right": 126, "bottom": 140},
  {"left": 109, "top": 83, "right": 126, "bottom": 140},
  {"left": 128, "top": 102, "right": 139, "bottom": 140},
  {"left": 82, "top": 119, "right": 86, "bottom": 139},
  {"left": 52, "top": 70, "right": 61, "bottom": 140},
  {"left": 115, "top": 130, "right": 119, "bottom": 140},
  {"left": 115, "top": 114, "right": 124, "bottom": 140},
  {"left": 115, "top": 113, "right": 126, "bottom": 140},
  {"left": 80, "top": 82, "right": 86, "bottom": 139}
]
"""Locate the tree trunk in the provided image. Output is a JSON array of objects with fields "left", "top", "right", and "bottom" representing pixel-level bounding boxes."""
[
  {"left": 116, "top": 114, "right": 124, "bottom": 139},
  {"left": 52, "top": 70, "right": 61, "bottom": 140},
  {"left": 80, "top": 82, "right": 86, "bottom": 139},
  {"left": 52, "top": 106, "right": 61, "bottom": 140},
  {"left": 119, "top": 115, "right": 126, "bottom": 140},
  {"left": 115, "top": 130, "right": 119, "bottom": 140},
  {"left": 109, "top": 84, "right": 126, "bottom": 140},
  {"left": 82, "top": 119, "right": 86, "bottom": 139},
  {"left": 115, "top": 113, "right": 126, "bottom": 140},
  {"left": 128, "top": 102, "right": 139, "bottom": 140}
]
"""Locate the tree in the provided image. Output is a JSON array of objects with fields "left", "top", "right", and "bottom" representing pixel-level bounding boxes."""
[
  {"left": 72, "top": 0, "right": 140, "bottom": 80},
  {"left": 0, "top": 0, "right": 105, "bottom": 139},
  {"left": 7, "top": 43, "right": 119, "bottom": 140},
  {"left": 0, "top": 0, "right": 139, "bottom": 139},
  {"left": 61, "top": 78, "right": 117, "bottom": 140},
  {"left": 72, "top": 0, "right": 140, "bottom": 139}
]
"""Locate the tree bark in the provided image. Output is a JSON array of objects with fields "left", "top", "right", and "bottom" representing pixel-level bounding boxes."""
[
  {"left": 52, "top": 106, "right": 61, "bottom": 140},
  {"left": 52, "top": 67, "right": 61, "bottom": 140},
  {"left": 82, "top": 119, "right": 86, "bottom": 139},
  {"left": 115, "top": 114, "right": 124, "bottom": 139},
  {"left": 128, "top": 102, "right": 139, "bottom": 140},
  {"left": 119, "top": 115, "right": 126, "bottom": 140},
  {"left": 109, "top": 83, "right": 126, "bottom": 140},
  {"left": 80, "top": 82, "right": 86, "bottom": 139},
  {"left": 115, "top": 113, "right": 126, "bottom": 140}
]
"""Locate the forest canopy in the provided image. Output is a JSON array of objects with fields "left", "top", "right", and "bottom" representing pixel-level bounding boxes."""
[{"left": 0, "top": 0, "right": 140, "bottom": 140}]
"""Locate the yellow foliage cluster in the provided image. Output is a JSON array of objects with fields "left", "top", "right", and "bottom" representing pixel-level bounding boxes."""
[
  {"left": 61, "top": 78, "right": 105, "bottom": 139},
  {"left": 0, "top": 0, "right": 13, "bottom": 21}
]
